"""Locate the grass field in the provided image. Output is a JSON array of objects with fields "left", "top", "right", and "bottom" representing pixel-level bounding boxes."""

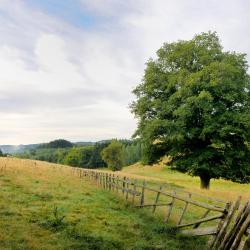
[
  {"left": 119, "top": 162, "right": 250, "bottom": 203},
  {"left": 0, "top": 157, "right": 207, "bottom": 250}
]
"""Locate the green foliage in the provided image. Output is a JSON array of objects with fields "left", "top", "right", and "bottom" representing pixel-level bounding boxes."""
[
  {"left": 15, "top": 139, "right": 141, "bottom": 169},
  {"left": 16, "top": 143, "right": 108, "bottom": 169},
  {"left": 131, "top": 31, "right": 250, "bottom": 188},
  {"left": 40, "top": 205, "right": 66, "bottom": 231},
  {"left": 51, "top": 205, "right": 66, "bottom": 228},
  {"left": 101, "top": 140, "right": 124, "bottom": 171},
  {"left": 0, "top": 149, "right": 3, "bottom": 157},
  {"left": 63, "top": 148, "right": 81, "bottom": 167},
  {"left": 63, "top": 146, "right": 94, "bottom": 168},
  {"left": 17, "top": 148, "right": 69, "bottom": 164},
  {"left": 87, "top": 142, "right": 109, "bottom": 168},
  {"left": 122, "top": 140, "right": 142, "bottom": 166}
]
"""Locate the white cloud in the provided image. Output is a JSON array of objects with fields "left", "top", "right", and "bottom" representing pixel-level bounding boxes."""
[{"left": 0, "top": 0, "right": 249, "bottom": 144}]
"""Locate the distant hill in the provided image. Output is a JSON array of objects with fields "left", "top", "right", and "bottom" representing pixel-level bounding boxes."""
[
  {"left": 0, "top": 144, "right": 39, "bottom": 154},
  {"left": 0, "top": 140, "right": 95, "bottom": 154},
  {"left": 0, "top": 139, "right": 133, "bottom": 155},
  {"left": 38, "top": 139, "right": 73, "bottom": 149}
]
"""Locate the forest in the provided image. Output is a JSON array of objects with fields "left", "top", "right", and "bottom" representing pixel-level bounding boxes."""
[{"left": 14, "top": 139, "right": 142, "bottom": 170}]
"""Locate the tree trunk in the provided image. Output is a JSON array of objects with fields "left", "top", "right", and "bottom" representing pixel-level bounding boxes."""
[{"left": 200, "top": 174, "right": 210, "bottom": 189}]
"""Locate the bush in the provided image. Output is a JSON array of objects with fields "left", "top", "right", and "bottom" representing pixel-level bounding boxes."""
[{"left": 101, "top": 140, "right": 124, "bottom": 171}]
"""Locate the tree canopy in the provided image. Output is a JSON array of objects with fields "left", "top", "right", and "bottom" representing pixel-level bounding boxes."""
[
  {"left": 14, "top": 140, "right": 141, "bottom": 169},
  {"left": 63, "top": 146, "right": 93, "bottom": 167},
  {"left": 101, "top": 140, "right": 124, "bottom": 171},
  {"left": 131, "top": 31, "right": 250, "bottom": 189}
]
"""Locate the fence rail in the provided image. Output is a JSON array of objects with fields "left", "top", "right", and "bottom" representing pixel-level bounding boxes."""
[{"left": 66, "top": 167, "right": 248, "bottom": 249}]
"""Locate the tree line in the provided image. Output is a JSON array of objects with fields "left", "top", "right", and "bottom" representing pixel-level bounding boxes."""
[{"left": 14, "top": 139, "right": 142, "bottom": 170}]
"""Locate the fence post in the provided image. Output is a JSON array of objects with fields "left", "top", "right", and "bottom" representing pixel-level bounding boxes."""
[
  {"left": 152, "top": 186, "right": 162, "bottom": 213},
  {"left": 126, "top": 178, "right": 130, "bottom": 200},
  {"left": 231, "top": 213, "right": 250, "bottom": 250},
  {"left": 122, "top": 176, "right": 126, "bottom": 195},
  {"left": 165, "top": 190, "right": 176, "bottom": 223},
  {"left": 109, "top": 174, "right": 111, "bottom": 190},
  {"left": 216, "top": 198, "right": 246, "bottom": 250},
  {"left": 210, "top": 201, "right": 233, "bottom": 249},
  {"left": 116, "top": 175, "right": 119, "bottom": 192},
  {"left": 177, "top": 193, "right": 191, "bottom": 225},
  {"left": 96, "top": 172, "right": 99, "bottom": 185},
  {"left": 111, "top": 173, "right": 113, "bottom": 191},
  {"left": 112, "top": 174, "right": 115, "bottom": 191},
  {"left": 106, "top": 173, "right": 108, "bottom": 189},
  {"left": 140, "top": 180, "right": 146, "bottom": 207},
  {"left": 132, "top": 179, "right": 138, "bottom": 204}
]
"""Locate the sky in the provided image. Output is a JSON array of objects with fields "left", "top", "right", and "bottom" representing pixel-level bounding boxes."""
[{"left": 0, "top": 0, "right": 250, "bottom": 145}]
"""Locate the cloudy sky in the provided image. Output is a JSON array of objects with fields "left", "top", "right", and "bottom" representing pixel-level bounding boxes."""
[{"left": 0, "top": 0, "right": 249, "bottom": 144}]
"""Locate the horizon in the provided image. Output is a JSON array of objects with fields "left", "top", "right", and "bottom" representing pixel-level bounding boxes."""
[
  {"left": 1, "top": 0, "right": 250, "bottom": 144},
  {"left": 0, "top": 137, "right": 131, "bottom": 146}
]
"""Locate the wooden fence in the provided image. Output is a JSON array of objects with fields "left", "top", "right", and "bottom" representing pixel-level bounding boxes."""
[{"left": 70, "top": 167, "right": 250, "bottom": 250}]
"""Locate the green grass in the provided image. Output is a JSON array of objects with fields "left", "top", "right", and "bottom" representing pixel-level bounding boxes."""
[
  {"left": 0, "top": 158, "right": 207, "bottom": 250},
  {"left": 120, "top": 162, "right": 250, "bottom": 203},
  {"left": 99, "top": 161, "right": 249, "bottom": 233}
]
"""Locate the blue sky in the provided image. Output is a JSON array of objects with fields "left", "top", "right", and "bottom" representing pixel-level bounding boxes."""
[
  {"left": 26, "top": 0, "right": 97, "bottom": 28},
  {"left": 0, "top": 0, "right": 250, "bottom": 144}
]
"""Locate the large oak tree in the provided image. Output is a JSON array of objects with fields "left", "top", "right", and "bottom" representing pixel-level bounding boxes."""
[{"left": 131, "top": 32, "right": 250, "bottom": 189}]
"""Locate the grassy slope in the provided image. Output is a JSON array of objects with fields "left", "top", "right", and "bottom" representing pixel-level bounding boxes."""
[
  {"left": 0, "top": 158, "right": 206, "bottom": 250},
  {"left": 120, "top": 162, "right": 250, "bottom": 203}
]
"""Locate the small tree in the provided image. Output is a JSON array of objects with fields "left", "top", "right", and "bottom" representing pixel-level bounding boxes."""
[
  {"left": 63, "top": 146, "right": 94, "bottom": 168},
  {"left": 0, "top": 149, "right": 3, "bottom": 157},
  {"left": 63, "top": 147, "right": 80, "bottom": 167},
  {"left": 101, "top": 140, "right": 124, "bottom": 171},
  {"left": 131, "top": 31, "right": 250, "bottom": 189}
]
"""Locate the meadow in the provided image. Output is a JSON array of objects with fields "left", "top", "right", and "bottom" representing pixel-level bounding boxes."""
[
  {"left": 0, "top": 157, "right": 207, "bottom": 250},
  {"left": 120, "top": 162, "right": 250, "bottom": 203}
]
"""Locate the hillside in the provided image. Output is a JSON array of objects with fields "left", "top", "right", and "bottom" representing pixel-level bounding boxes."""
[
  {"left": 0, "top": 158, "right": 206, "bottom": 250},
  {"left": 0, "top": 140, "right": 94, "bottom": 154},
  {"left": 120, "top": 163, "right": 250, "bottom": 203}
]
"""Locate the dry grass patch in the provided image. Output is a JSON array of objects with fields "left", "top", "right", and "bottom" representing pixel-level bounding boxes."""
[{"left": 120, "top": 162, "right": 249, "bottom": 203}]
